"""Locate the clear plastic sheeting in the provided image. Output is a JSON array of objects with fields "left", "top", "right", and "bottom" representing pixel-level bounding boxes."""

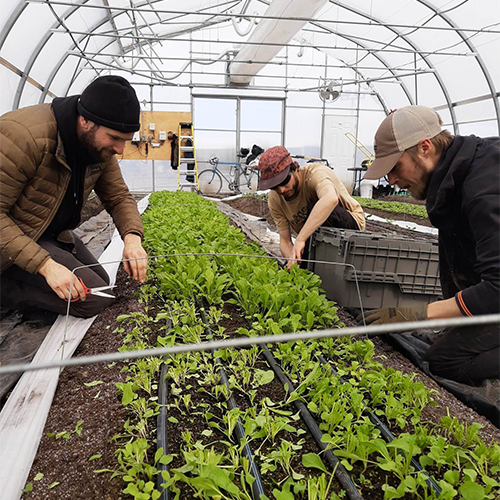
[{"left": 0, "top": 0, "right": 498, "bottom": 165}]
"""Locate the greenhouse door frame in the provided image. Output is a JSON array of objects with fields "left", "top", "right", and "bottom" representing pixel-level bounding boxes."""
[{"left": 192, "top": 94, "right": 285, "bottom": 157}]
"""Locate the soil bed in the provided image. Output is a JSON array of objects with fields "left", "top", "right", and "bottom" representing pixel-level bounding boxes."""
[
  {"left": 223, "top": 200, "right": 498, "bottom": 442},
  {"left": 163, "top": 374, "right": 230, "bottom": 498},
  {"left": 22, "top": 269, "right": 146, "bottom": 500},
  {"left": 365, "top": 219, "right": 437, "bottom": 241},
  {"left": 19, "top": 195, "right": 499, "bottom": 500},
  {"left": 225, "top": 196, "right": 436, "bottom": 241},
  {"left": 225, "top": 196, "right": 275, "bottom": 228},
  {"left": 377, "top": 195, "right": 426, "bottom": 206},
  {"left": 228, "top": 354, "right": 346, "bottom": 496}
]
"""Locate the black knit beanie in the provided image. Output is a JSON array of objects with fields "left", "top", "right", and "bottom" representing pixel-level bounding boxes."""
[{"left": 77, "top": 75, "right": 140, "bottom": 133}]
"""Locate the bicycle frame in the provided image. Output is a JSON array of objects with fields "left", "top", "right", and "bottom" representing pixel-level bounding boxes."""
[{"left": 208, "top": 159, "right": 259, "bottom": 191}]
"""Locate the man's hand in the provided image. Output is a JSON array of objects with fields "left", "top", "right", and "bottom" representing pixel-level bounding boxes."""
[
  {"left": 286, "top": 239, "right": 306, "bottom": 270},
  {"left": 123, "top": 233, "right": 148, "bottom": 282},
  {"left": 38, "top": 258, "right": 87, "bottom": 301},
  {"left": 359, "top": 304, "right": 428, "bottom": 326}
]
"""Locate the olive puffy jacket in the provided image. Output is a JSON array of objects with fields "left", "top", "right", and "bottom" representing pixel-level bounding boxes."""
[{"left": 0, "top": 103, "right": 144, "bottom": 274}]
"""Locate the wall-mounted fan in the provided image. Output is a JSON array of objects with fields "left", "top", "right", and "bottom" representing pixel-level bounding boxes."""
[{"left": 319, "top": 78, "right": 342, "bottom": 102}]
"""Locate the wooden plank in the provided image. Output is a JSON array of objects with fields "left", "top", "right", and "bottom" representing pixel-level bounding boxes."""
[
  {"left": 0, "top": 195, "right": 151, "bottom": 500},
  {"left": 122, "top": 111, "right": 192, "bottom": 161}
]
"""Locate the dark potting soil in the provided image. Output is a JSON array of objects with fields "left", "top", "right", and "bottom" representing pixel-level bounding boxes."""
[
  {"left": 218, "top": 299, "right": 250, "bottom": 336},
  {"left": 226, "top": 195, "right": 437, "bottom": 241},
  {"left": 22, "top": 268, "right": 145, "bottom": 500},
  {"left": 377, "top": 195, "right": 427, "bottom": 206},
  {"left": 363, "top": 207, "right": 432, "bottom": 228},
  {"left": 228, "top": 355, "right": 346, "bottom": 496},
  {"left": 225, "top": 197, "right": 276, "bottom": 229},
  {"left": 162, "top": 374, "right": 231, "bottom": 498},
  {"left": 365, "top": 219, "right": 437, "bottom": 241}
]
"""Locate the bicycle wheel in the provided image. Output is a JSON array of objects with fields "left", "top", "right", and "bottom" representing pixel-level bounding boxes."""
[{"left": 198, "top": 169, "right": 223, "bottom": 196}]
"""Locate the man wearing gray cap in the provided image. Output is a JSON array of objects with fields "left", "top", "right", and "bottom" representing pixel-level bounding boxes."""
[{"left": 362, "top": 105, "right": 499, "bottom": 384}]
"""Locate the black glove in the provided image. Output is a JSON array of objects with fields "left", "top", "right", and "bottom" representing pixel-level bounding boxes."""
[{"left": 358, "top": 304, "right": 428, "bottom": 326}]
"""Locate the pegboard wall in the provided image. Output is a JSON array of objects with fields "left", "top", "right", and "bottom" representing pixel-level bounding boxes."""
[{"left": 121, "top": 110, "right": 192, "bottom": 161}]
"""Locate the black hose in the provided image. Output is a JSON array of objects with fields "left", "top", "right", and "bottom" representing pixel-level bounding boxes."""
[
  {"left": 199, "top": 304, "right": 266, "bottom": 500},
  {"left": 314, "top": 351, "right": 442, "bottom": 497},
  {"left": 216, "top": 359, "right": 267, "bottom": 500},
  {"left": 156, "top": 362, "right": 169, "bottom": 500},
  {"left": 261, "top": 346, "right": 363, "bottom": 500}
]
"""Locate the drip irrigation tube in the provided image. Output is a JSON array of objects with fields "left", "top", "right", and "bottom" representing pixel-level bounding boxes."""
[
  {"left": 261, "top": 346, "right": 364, "bottom": 500},
  {"left": 314, "top": 351, "right": 442, "bottom": 497},
  {"left": 156, "top": 362, "right": 170, "bottom": 500},
  {"left": 199, "top": 305, "right": 266, "bottom": 500},
  {"left": 216, "top": 360, "right": 266, "bottom": 500}
]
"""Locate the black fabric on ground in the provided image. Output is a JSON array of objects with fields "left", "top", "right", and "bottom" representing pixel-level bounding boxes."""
[
  {"left": 0, "top": 322, "right": 52, "bottom": 407},
  {"left": 0, "top": 311, "right": 23, "bottom": 348},
  {"left": 386, "top": 330, "right": 500, "bottom": 428},
  {"left": 0, "top": 233, "right": 113, "bottom": 318}
]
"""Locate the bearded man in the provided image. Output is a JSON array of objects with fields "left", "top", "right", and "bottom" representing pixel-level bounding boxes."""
[
  {"left": 0, "top": 75, "right": 147, "bottom": 318},
  {"left": 362, "top": 105, "right": 500, "bottom": 384},
  {"left": 258, "top": 146, "right": 365, "bottom": 269}
]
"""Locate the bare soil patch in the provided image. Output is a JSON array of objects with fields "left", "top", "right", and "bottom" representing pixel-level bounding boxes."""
[
  {"left": 225, "top": 196, "right": 276, "bottom": 228},
  {"left": 377, "top": 195, "right": 426, "bottom": 206},
  {"left": 364, "top": 207, "right": 433, "bottom": 227},
  {"left": 22, "top": 269, "right": 144, "bottom": 500}
]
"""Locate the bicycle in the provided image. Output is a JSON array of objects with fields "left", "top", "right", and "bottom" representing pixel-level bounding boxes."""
[{"left": 197, "top": 156, "right": 260, "bottom": 196}]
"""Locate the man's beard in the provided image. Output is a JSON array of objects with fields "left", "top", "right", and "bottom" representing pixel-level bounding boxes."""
[
  {"left": 79, "top": 126, "right": 114, "bottom": 163},
  {"left": 282, "top": 176, "right": 299, "bottom": 201},
  {"left": 408, "top": 158, "right": 432, "bottom": 200}
]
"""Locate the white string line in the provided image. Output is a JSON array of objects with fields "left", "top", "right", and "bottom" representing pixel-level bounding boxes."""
[
  {"left": 1, "top": 314, "right": 498, "bottom": 376},
  {"left": 65, "top": 251, "right": 368, "bottom": 331},
  {"left": 63, "top": 252, "right": 366, "bottom": 364}
]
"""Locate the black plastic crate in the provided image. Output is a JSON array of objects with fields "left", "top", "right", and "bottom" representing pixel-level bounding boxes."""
[{"left": 307, "top": 228, "right": 441, "bottom": 309}]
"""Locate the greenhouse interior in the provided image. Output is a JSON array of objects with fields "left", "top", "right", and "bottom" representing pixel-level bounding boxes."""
[{"left": 0, "top": 0, "right": 499, "bottom": 499}]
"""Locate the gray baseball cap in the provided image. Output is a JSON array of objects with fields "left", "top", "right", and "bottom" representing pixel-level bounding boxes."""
[{"left": 364, "top": 106, "right": 442, "bottom": 180}]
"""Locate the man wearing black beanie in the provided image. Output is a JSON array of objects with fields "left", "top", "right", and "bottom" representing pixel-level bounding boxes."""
[{"left": 0, "top": 75, "right": 148, "bottom": 318}]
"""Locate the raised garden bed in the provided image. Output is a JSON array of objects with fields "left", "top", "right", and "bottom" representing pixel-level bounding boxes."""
[{"left": 21, "top": 191, "right": 500, "bottom": 500}]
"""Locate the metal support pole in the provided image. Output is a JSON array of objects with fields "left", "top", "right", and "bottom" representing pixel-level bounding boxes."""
[
  {"left": 235, "top": 97, "right": 241, "bottom": 187},
  {"left": 150, "top": 83, "right": 155, "bottom": 193},
  {"left": 282, "top": 45, "right": 288, "bottom": 147},
  {"left": 354, "top": 48, "right": 362, "bottom": 171},
  {"left": 320, "top": 53, "right": 327, "bottom": 158},
  {"left": 414, "top": 53, "right": 418, "bottom": 105}
]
